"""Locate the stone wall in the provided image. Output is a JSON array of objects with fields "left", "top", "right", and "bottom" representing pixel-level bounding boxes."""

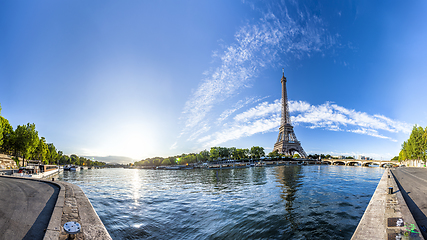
[{"left": 0, "top": 154, "right": 17, "bottom": 169}]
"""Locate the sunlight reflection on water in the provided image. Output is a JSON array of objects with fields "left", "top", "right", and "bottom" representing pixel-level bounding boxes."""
[{"left": 59, "top": 165, "right": 383, "bottom": 240}]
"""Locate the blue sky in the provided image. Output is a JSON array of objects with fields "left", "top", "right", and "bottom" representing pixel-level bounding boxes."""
[{"left": 1, "top": 0, "right": 426, "bottom": 163}]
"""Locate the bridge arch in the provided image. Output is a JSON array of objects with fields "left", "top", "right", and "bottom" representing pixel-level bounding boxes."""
[
  {"left": 334, "top": 161, "right": 345, "bottom": 165},
  {"left": 362, "top": 161, "right": 372, "bottom": 167},
  {"left": 347, "top": 161, "right": 360, "bottom": 166}
]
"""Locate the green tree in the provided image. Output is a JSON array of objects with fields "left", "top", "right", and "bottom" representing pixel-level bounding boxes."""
[
  {"left": 210, "top": 147, "right": 220, "bottom": 160},
  {"left": 14, "top": 123, "right": 39, "bottom": 166},
  {"left": 0, "top": 117, "right": 14, "bottom": 155},
  {"left": 199, "top": 150, "right": 209, "bottom": 161},
  {"left": 34, "top": 137, "right": 48, "bottom": 164},
  {"left": 234, "top": 148, "right": 244, "bottom": 160},
  {"left": 228, "top": 147, "right": 237, "bottom": 160},
  {"left": 250, "top": 146, "right": 265, "bottom": 159},
  {"left": 161, "top": 159, "right": 172, "bottom": 165},
  {"left": 70, "top": 154, "right": 79, "bottom": 165},
  {"left": 153, "top": 159, "right": 161, "bottom": 166},
  {"left": 407, "top": 125, "right": 426, "bottom": 160},
  {"left": 293, "top": 153, "right": 301, "bottom": 158},
  {"left": 56, "top": 150, "right": 63, "bottom": 165},
  {"left": 47, "top": 143, "right": 58, "bottom": 164},
  {"left": 0, "top": 104, "right": 3, "bottom": 146},
  {"left": 268, "top": 150, "right": 280, "bottom": 159},
  {"left": 398, "top": 125, "right": 427, "bottom": 164}
]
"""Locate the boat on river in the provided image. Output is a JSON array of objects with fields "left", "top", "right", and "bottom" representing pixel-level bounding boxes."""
[{"left": 64, "top": 165, "right": 80, "bottom": 171}]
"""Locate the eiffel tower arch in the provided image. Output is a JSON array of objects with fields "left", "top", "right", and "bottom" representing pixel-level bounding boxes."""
[{"left": 273, "top": 71, "right": 307, "bottom": 158}]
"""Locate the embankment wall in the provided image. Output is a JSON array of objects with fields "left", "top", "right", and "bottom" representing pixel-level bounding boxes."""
[{"left": 351, "top": 168, "right": 424, "bottom": 239}]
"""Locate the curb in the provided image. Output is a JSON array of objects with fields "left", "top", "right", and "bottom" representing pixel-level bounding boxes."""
[
  {"left": 351, "top": 169, "right": 425, "bottom": 239},
  {"left": 0, "top": 175, "right": 111, "bottom": 239},
  {"left": 0, "top": 175, "right": 64, "bottom": 240},
  {"left": 390, "top": 169, "right": 425, "bottom": 239},
  {"left": 351, "top": 169, "right": 388, "bottom": 239}
]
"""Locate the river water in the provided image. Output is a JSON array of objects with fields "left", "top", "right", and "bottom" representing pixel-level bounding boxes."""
[{"left": 58, "top": 165, "right": 384, "bottom": 240}]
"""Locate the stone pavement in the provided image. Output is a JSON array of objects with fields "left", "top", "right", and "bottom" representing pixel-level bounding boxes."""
[
  {"left": 392, "top": 167, "right": 427, "bottom": 239},
  {"left": 0, "top": 175, "right": 111, "bottom": 240},
  {"left": 352, "top": 168, "right": 424, "bottom": 240},
  {"left": 59, "top": 182, "right": 84, "bottom": 240},
  {"left": 57, "top": 181, "right": 111, "bottom": 240}
]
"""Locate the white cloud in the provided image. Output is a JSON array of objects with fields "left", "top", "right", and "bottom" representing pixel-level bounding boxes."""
[
  {"left": 196, "top": 99, "right": 412, "bottom": 147},
  {"left": 234, "top": 99, "right": 281, "bottom": 122},
  {"left": 180, "top": 5, "right": 335, "bottom": 140},
  {"left": 170, "top": 142, "right": 178, "bottom": 150},
  {"left": 216, "top": 96, "right": 267, "bottom": 124},
  {"left": 291, "top": 101, "right": 412, "bottom": 137}
]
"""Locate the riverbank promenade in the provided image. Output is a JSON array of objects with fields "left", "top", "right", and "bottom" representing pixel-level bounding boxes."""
[
  {"left": 0, "top": 177, "right": 59, "bottom": 240},
  {"left": 0, "top": 175, "right": 111, "bottom": 240},
  {"left": 352, "top": 167, "right": 425, "bottom": 240},
  {"left": 391, "top": 167, "right": 427, "bottom": 239}
]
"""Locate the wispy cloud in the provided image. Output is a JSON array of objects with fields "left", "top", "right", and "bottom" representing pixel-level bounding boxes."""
[
  {"left": 197, "top": 99, "right": 412, "bottom": 148},
  {"left": 216, "top": 96, "right": 267, "bottom": 124},
  {"left": 291, "top": 101, "right": 412, "bottom": 139},
  {"left": 180, "top": 4, "right": 335, "bottom": 140},
  {"left": 170, "top": 142, "right": 178, "bottom": 150}
]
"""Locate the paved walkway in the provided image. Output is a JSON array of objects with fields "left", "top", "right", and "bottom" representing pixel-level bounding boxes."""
[
  {"left": 0, "top": 177, "right": 59, "bottom": 240},
  {"left": 392, "top": 167, "right": 427, "bottom": 239}
]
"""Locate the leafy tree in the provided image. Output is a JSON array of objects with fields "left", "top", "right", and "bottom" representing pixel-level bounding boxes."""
[
  {"left": 250, "top": 146, "right": 265, "bottom": 159},
  {"left": 162, "top": 159, "right": 172, "bottom": 165},
  {"left": 391, "top": 156, "right": 399, "bottom": 161},
  {"left": 293, "top": 153, "right": 301, "bottom": 158},
  {"left": 47, "top": 143, "right": 58, "bottom": 164},
  {"left": 56, "top": 150, "right": 63, "bottom": 165},
  {"left": 210, "top": 147, "right": 220, "bottom": 160},
  {"left": 199, "top": 150, "right": 209, "bottom": 161},
  {"left": 228, "top": 147, "right": 237, "bottom": 160},
  {"left": 0, "top": 117, "right": 14, "bottom": 154},
  {"left": 406, "top": 125, "right": 426, "bottom": 160},
  {"left": 14, "top": 123, "right": 39, "bottom": 166},
  {"left": 0, "top": 104, "right": 2, "bottom": 146},
  {"left": 398, "top": 125, "right": 427, "bottom": 163},
  {"left": 70, "top": 154, "right": 79, "bottom": 165},
  {"left": 153, "top": 158, "right": 162, "bottom": 166},
  {"left": 268, "top": 150, "right": 280, "bottom": 159},
  {"left": 34, "top": 137, "right": 48, "bottom": 163}
]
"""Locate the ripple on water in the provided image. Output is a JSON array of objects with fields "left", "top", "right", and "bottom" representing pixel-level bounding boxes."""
[{"left": 58, "top": 166, "right": 383, "bottom": 240}]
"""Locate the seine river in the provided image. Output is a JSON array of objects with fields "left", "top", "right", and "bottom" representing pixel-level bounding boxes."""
[{"left": 58, "top": 165, "right": 384, "bottom": 240}]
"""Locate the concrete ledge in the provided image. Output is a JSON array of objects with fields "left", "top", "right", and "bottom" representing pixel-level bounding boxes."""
[
  {"left": 0, "top": 175, "right": 111, "bottom": 239},
  {"left": 0, "top": 175, "right": 65, "bottom": 240},
  {"left": 60, "top": 182, "right": 112, "bottom": 240},
  {"left": 351, "top": 169, "right": 424, "bottom": 239},
  {"left": 351, "top": 169, "right": 388, "bottom": 239},
  {"left": 390, "top": 170, "right": 425, "bottom": 239}
]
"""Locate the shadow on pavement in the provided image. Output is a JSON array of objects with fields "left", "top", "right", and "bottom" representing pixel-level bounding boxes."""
[
  {"left": 23, "top": 183, "right": 59, "bottom": 240},
  {"left": 391, "top": 170, "right": 427, "bottom": 239}
]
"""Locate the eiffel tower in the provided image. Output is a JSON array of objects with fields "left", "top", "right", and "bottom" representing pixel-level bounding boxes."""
[{"left": 273, "top": 70, "right": 307, "bottom": 158}]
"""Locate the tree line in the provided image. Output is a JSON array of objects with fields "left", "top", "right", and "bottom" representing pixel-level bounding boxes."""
[
  {"left": 133, "top": 145, "right": 362, "bottom": 167},
  {"left": 0, "top": 104, "right": 106, "bottom": 167},
  {"left": 398, "top": 125, "right": 427, "bottom": 162},
  {"left": 134, "top": 146, "right": 266, "bottom": 166}
]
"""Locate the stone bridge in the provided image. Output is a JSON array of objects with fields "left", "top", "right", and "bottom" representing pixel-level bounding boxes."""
[{"left": 320, "top": 159, "right": 398, "bottom": 167}]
